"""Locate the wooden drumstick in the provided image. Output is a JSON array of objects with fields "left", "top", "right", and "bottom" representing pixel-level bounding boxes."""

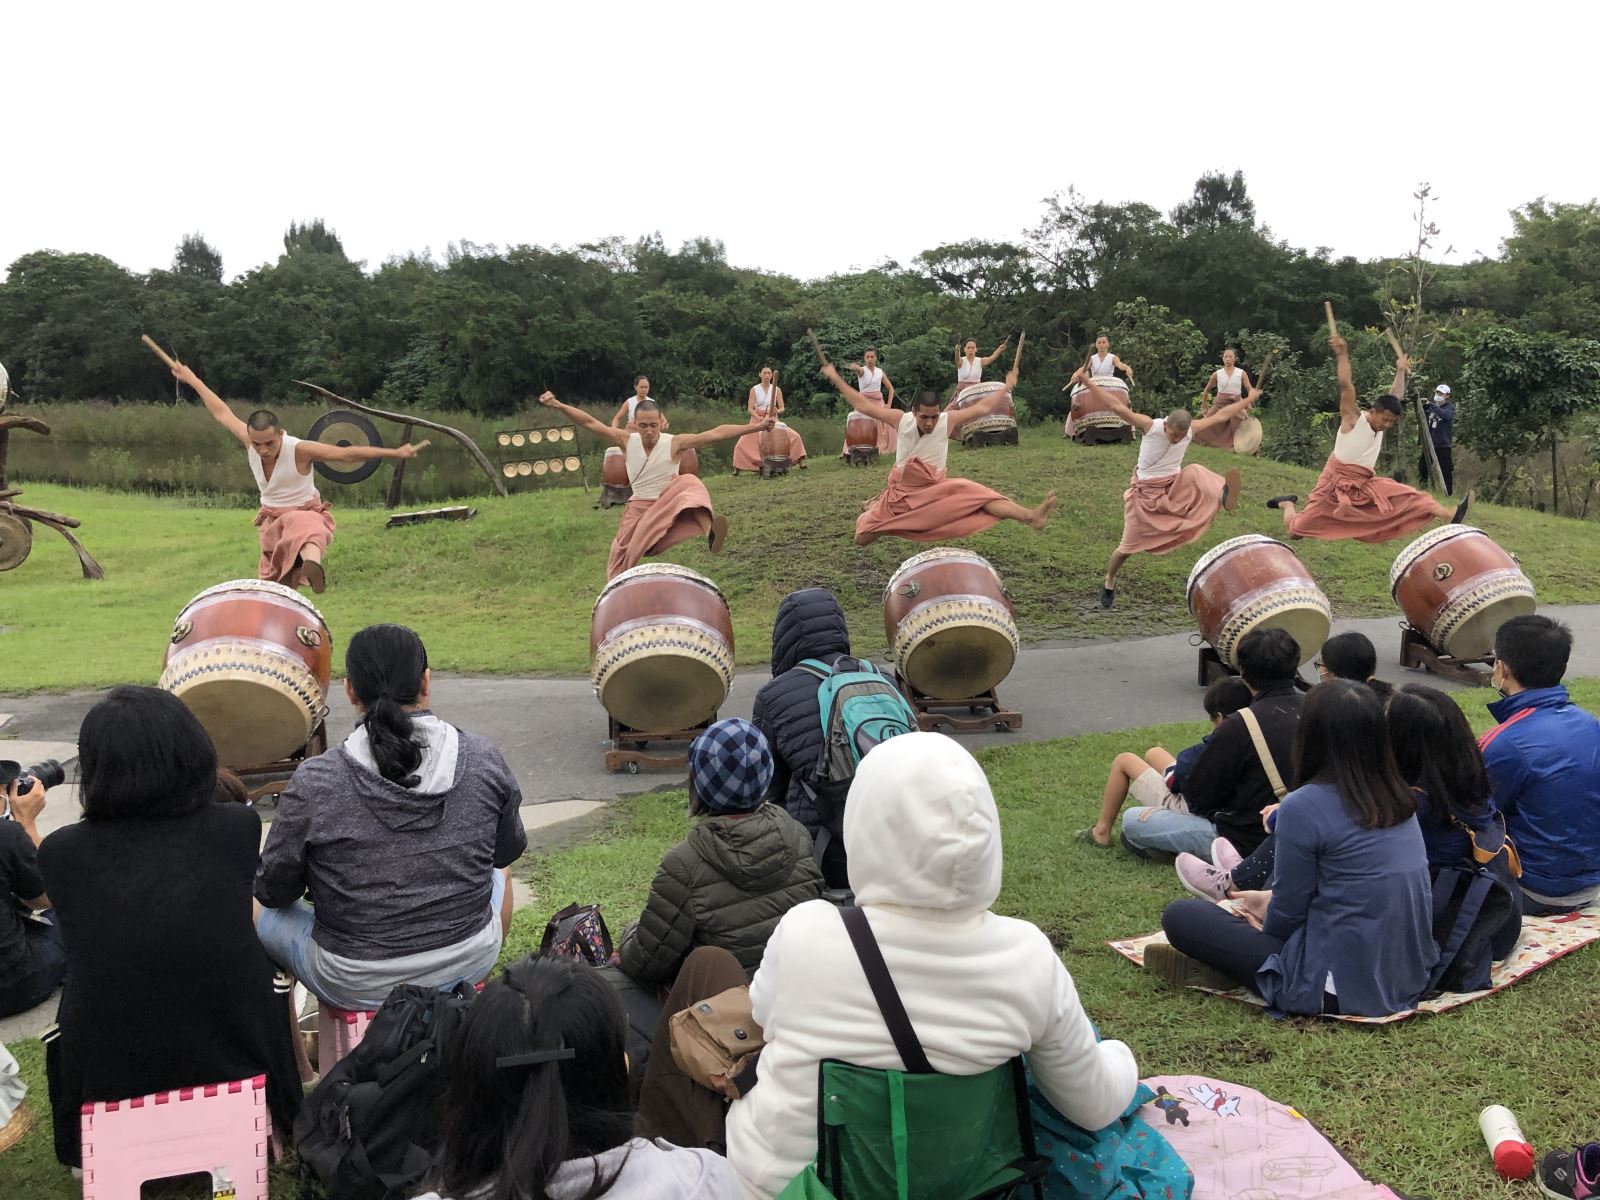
[
  {"left": 412, "top": 438, "right": 432, "bottom": 452},
  {"left": 1382, "top": 327, "right": 1406, "bottom": 359},
  {"left": 1011, "top": 331, "right": 1025, "bottom": 374},
  {"left": 806, "top": 329, "right": 830, "bottom": 367},
  {"left": 1323, "top": 301, "right": 1339, "bottom": 338},
  {"left": 141, "top": 334, "right": 180, "bottom": 369},
  {"left": 1254, "top": 354, "right": 1276, "bottom": 394}
]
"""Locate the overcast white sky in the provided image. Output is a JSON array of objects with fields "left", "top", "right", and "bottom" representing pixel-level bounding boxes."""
[{"left": 5, "top": 1, "right": 1596, "bottom": 283}]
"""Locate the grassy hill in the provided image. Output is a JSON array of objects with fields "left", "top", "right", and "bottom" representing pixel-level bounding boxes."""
[{"left": 4, "top": 427, "right": 1600, "bottom": 692}]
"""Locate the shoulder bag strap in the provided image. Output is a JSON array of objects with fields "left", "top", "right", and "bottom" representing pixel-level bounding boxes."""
[
  {"left": 1239, "top": 708, "right": 1289, "bottom": 800},
  {"left": 839, "top": 906, "right": 934, "bottom": 1074}
]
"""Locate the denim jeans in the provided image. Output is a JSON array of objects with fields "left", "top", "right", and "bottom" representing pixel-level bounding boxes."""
[{"left": 1120, "top": 807, "right": 1218, "bottom": 859}]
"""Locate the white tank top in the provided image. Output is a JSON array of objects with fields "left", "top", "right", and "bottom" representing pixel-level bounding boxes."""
[
  {"left": 957, "top": 357, "right": 982, "bottom": 383},
  {"left": 249, "top": 434, "right": 319, "bottom": 508},
  {"left": 896, "top": 411, "right": 950, "bottom": 471},
  {"left": 1135, "top": 420, "right": 1192, "bottom": 480},
  {"left": 1332, "top": 411, "right": 1384, "bottom": 470},
  {"left": 1091, "top": 353, "right": 1115, "bottom": 377},
  {"left": 858, "top": 367, "right": 884, "bottom": 394},
  {"left": 752, "top": 384, "right": 775, "bottom": 414},
  {"left": 622, "top": 394, "right": 656, "bottom": 424},
  {"left": 626, "top": 432, "right": 679, "bottom": 500},
  {"left": 1216, "top": 367, "right": 1242, "bottom": 396}
]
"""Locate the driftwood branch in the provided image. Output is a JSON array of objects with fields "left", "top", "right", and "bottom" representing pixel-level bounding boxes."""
[
  {"left": 0, "top": 414, "right": 50, "bottom": 436},
  {"left": 292, "top": 382, "right": 508, "bottom": 499}
]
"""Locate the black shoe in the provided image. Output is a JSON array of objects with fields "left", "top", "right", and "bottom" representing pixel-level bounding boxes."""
[
  {"left": 1265, "top": 494, "right": 1298, "bottom": 510},
  {"left": 1452, "top": 489, "right": 1473, "bottom": 525},
  {"left": 1536, "top": 1143, "right": 1600, "bottom": 1199},
  {"left": 1100, "top": 585, "right": 1115, "bottom": 609}
]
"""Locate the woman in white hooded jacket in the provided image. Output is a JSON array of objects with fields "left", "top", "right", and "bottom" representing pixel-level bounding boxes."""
[{"left": 725, "top": 733, "right": 1138, "bottom": 1198}]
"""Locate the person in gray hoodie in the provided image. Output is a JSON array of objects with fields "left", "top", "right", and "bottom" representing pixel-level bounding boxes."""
[{"left": 255, "top": 624, "right": 527, "bottom": 1011}]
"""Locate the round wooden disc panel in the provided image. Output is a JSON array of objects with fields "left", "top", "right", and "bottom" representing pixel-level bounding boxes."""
[
  {"left": 306, "top": 409, "right": 384, "bottom": 484},
  {"left": 0, "top": 512, "right": 33, "bottom": 571}
]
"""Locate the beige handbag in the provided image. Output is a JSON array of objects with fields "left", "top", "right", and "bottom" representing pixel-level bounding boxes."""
[{"left": 668, "top": 985, "right": 765, "bottom": 1097}]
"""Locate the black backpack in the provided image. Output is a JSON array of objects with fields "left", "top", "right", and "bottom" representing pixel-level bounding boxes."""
[
  {"left": 294, "top": 982, "right": 475, "bottom": 1200},
  {"left": 1425, "top": 865, "right": 1521, "bottom": 997}
]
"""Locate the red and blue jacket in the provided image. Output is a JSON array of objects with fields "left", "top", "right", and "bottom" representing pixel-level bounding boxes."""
[{"left": 1479, "top": 686, "right": 1600, "bottom": 898}]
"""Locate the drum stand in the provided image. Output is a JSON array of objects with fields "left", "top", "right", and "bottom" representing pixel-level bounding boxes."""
[
  {"left": 898, "top": 677, "right": 1022, "bottom": 734},
  {"left": 1196, "top": 646, "right": 1239, "bottom": 687},
  {"left": 605, "top": 715, "right": 713, "bottom": 774},
  {"left": 597, "top": 484, "right": 632, "bottom": 510},
  {"left": 1073, "top": 426, "right": 1134, "bottom": 446},
  {"left": 236, "top": 721, "right": 329, "bottom": 803},
  {"left": 1399, "top": 625, "right": 1494, "bottom": 685},
  {"left": 845, "top": 447, "right": 880, "bottom": 467},
  {"left": 759, "top": 455, "right": 792, "bottom": 478},
  {"left": 962, "top": 428, "right": 1019, "bottom": 448}
]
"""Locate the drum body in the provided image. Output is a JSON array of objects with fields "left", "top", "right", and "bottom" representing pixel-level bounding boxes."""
[
  {"left": 159, "top": 580, "right": 332, "bottom": 766},
  {"left": 1069, "top": 377, "right": 1132, "bottom": 429},
  {"left": 590, "top": 564, "right": 734, "bottom": 732},
  {"left": 677, "top": 447, "right": 700, "bottom": 477},
  {"left": 758, "top": 423, "right": 789, "bottom": 459},
  {"left": 949, "top": 382, "right": 1017, "bottom": 440},
  {"left": 1186, "top": 535, "right": 1329, "bottom": 668},
  {"left": 883, "top": 548, "right": 1018, "bottom": 698},
  {"left": 845, "top": 411, "right": 880, "bottom": 450},
  {"left": 602, "top": 446, "right": 629, "bottom": 488},
  {"left": 1390, "top": 525, "right": 1536, "bottom": 659}
]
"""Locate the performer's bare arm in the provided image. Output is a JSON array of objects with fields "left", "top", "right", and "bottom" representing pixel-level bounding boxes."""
[
  {"left": 1112, "top": 354, "right": 1137, "bottom": 385},
  {"left": 673, "top": 416, "right": 775, "bottom": 454},
  {"left": 979, "top": 338, "right": 1010, "bottom": 367},
  {"left": 610, "top": 398, "right": 634, "bottom": 429},
  {"left": 881, "top": 372, "right": 897, "bottom": 405},
  {"left": 1071, "top": 368, "right": 1153, "bottom": 433},
  {"left": 1330, "top": 333, "right": 1359, "bottom": 432},
  {"left": 543, "top": 393, "right": 632, "bottom": 448},
  {"left": 946, "top": 369, "right": 1018, "bottom": 437},
  {"left": 1387, "top": 351, "right": 1410, "bottom": 399},
  {"left": 1199, "top": 371, "right": 1218, "bottom": 407},
  {"left": 296, "top": 439, "right": 421, "bottom": 472},
  {"left": 1191, "top": 388, "right": 1260, "bottom": 434},
  {"left": 821, "top": 363, "right": 901, "bottom": 428},
  {"left": 746, "top": 388, "right": 762, "bottom": 421},
  {"left": 954, "top": 340, "right": 964, "bottom": 369},
  {"left": 171, "top": 363, "right": 249, "bottom": 446}
]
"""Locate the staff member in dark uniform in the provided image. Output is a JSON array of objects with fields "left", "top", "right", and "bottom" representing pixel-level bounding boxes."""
[{"left": 1420, "top": 384, "right": 1456, "bottom": 495}]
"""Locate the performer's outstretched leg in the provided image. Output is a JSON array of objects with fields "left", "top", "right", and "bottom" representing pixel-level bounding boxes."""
[{"left": 981, "top": 490, "right": 1058, "bottom": 530}]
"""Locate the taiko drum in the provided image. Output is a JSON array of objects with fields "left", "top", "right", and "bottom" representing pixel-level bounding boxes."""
[
  {"left": 845, "top": 412, "right": 880, "bottom": 451},
  {"left": 677, "top": 447, "right": 700, "bottom": 477},
  {"left": 158, "top": 579, "right": 332, "bottom": 767},
  {"left": 949, "top": 381, "right": 1017, "bottom": 441},
  {"left": 602, "top": 446, "right": 629, "bottom": 489},
  {"left": 1390, "top": 524, "right": 1536, "bottom": 659},
  {"left": 883, "top": 548, "right": 1019, "bottom": 699},
  {"left": 590, "top": 563, "right": 734, "bottom": 732},
  {"left": 1068, "top": 377, "right": 1132, "bottom": 430},
  {"left": 1186, "top": 535, "right": 1329, "bottom": 668}
]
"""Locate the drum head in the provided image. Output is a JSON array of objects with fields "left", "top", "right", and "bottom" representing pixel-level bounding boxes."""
[
  {"left": 902, "top": 628, "right": 1016, "bottom": 700},
  {"left": 1234, "top": 416, "right": 1263, "bottom": 455},
  {"left": 178, "top": 678, "right": 317, "bottom": 767},
  {"left": 1235, "top": 606, "right": 1329, "bottom": 669},
  {"left": 600, "top": 656, "right": 726, "bottom": 732},
  {"left": 306, "top": 410, "right": 385, "bottom": 485},
  {"left": 1442, "top": 594, "right": 1538, "bottom": 661},
  {"left": 0, "top": 512, "right": 33, "bottom": 571}
]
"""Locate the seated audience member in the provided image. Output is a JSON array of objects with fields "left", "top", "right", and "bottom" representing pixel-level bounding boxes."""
[
  {"left": 725, "top": 733, "right": 1139, "bottom": 1198},
  {"left": 1120, "top": 628, "right": 1303, "bottom": 862},
  {"left": 1315, "top": 630, "right": 1392, "bottom": 696},
  {"left": 751, "top": 588, "right": 854, "bottom": 888},
  {"left": 1080, "top": 676, "right": 1252, "bottom": 848},
  {"left": 1479, "top": 615, "right": 1600, "bottom": 914},
  {"left": 0, "top": 764, "right": 64, "bottom": 1019},
  {"left": 618, "top": 719, "right": 823, "bottom": 988},
  {"left": 415, "top": 954, "right": 739, "bottom": 1200},
  {"left": 37, "top": 687, "right": 299, "bottom": 1166},
  {"left": 255, "top": 624, "right": 527, "bottom": 1010},
  {"left": 1154, "top": 681, "right": 1437, "bottom": 1017}
]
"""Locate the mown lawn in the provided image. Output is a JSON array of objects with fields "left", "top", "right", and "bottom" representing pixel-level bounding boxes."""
[
  {"left": 6, "top": 427, "right": 1600, "bottom": 693},
  {"left": 4, "top": 682, "right": 1596, "bottom": 1196}
]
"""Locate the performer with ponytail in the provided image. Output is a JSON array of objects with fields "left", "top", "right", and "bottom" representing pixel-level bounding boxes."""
[{"left": 254, "top": 624, "right": 527, "bottom": 1011}]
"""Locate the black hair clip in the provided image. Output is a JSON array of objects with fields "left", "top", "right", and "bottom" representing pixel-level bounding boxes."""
[{"left": 496, "top": 1047, "right": 577, "bottom": 1069}]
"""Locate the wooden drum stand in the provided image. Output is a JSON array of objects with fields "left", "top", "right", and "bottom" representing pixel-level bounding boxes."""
[
  {"left": 236, "top": 721, "right": 329, "bottom": 803},
  {"left": 1399, "top": 625, "right": 1494, "bottom": 685},
  {"left": 897, "top": 674, "right": 1022, "bottom": 734},
  {"left": 605, "top": 715, "right": 714, "bottom": 775}
]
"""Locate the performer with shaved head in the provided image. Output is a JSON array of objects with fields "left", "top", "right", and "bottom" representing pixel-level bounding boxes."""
[
  {"left": 821, "top": 362, "right": 1056, "bottom": 546},
  {"left": 540, "top": 392, "right": 771, "bottom": 578},
  {"left": 1071, "top": 368, "right": 1259, "bottom": 608},
  {"left": 173, "top": 362, "right": 424, "bottom": 593}
]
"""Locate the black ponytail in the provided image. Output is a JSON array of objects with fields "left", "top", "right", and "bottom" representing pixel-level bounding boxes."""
[{"left": 345, "top": 624, "right": 428, "bottom": 787}]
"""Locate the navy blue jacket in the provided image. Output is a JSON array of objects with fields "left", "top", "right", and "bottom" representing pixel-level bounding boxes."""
[
  {"left": 1480, "top": 686, "right": 1600, "bottom": 897},
  {"left": 1425, "top": 399, "right": 1456, "bottom": 448}
]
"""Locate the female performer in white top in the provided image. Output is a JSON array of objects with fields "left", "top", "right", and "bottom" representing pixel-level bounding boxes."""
[
  {"left": 1084, "top": 335, "right": 1135, "bottom": 386},
  {"left": 733, "top": 367, "right": 809, "bottom": 471},
  {"left": 611, "top": 375, "right": 668, "bottom": 431},
  {"left": 1194, "top": 349, "right": 1253, "bottom": 449},
  {"left": 844, "top": 348, "right": 900, "bottom": 456},
  {"left": 955, "top": 336, "right": 1010, "bottom": 386}
]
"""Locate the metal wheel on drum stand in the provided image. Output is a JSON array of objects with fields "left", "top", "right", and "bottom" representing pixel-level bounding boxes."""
[
  {"left": 605, "top": 715, "right": 714, "bottom": 774},
  {"left": 759, "top": 456, "right": 791, "bottom": 479}
]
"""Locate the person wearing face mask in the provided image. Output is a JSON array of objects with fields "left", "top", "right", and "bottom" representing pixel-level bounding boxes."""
[
  {"left": 1479, "top": 616, "right": 1600, "bottom": 914},
  {"left": 820, "top": 362, "right": 1057, "bottom": 545},
  {"left": 1419, "top": 383, "right": 1456, "bottom": 494}
]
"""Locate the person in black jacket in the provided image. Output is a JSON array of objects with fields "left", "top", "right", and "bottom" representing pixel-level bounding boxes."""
[
  {"left": 750, "top": 588, "right": 852, "bottom": 888},
  {"left": 1120, "top": 628, "right": 1303, "bottom": 862},
  {"left": 1419, "top": 384, "right": 1455, "bottom": 495}
]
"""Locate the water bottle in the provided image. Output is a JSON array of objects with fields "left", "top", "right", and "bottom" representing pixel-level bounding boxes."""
[{"left": 1479, "top": 1104, "right": 1534, "bottom": 1180}]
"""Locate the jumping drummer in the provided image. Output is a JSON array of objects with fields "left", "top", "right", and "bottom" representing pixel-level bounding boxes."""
[
  {"left": 820, "top": 363, "right": 1056, "bottom": 546},
  {"left": 610, "top": 374, "right": 668, "bottom": 431},
  {"left": 1267, "top": 332, "right": 1470, "bottom": 542},
  {"left": 1071, "top": 368, "right": 1258, "bottom": 608},
  {"left": 1192, "top": 348, "right": 1254, "bottom": 450},
  {"left": 955, "top": 335, "right": 1010, "bottom": 387},
  {"left": 733, "top": 366, "right": 808, "bottom": 472},
  {"left": 173, "top": 362, "right": 423, "bottom": 593},
  {"left": 539, "top": 391, "right": 772, "bottom": 578},
  {"left": 841, "top": 348, "right": 899, "bottom": 457}
]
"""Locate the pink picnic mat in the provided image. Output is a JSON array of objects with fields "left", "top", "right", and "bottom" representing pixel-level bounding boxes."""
[
  {"left": 1142, "top": 1074, "right": 1409, "bottom": 1198},
  {"left": 1111, "top": 906, "right": 1600, "bottom": 1024}
]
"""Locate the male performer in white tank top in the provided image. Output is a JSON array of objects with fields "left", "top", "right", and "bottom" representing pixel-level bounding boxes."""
[
  {"left": 1266, "top": 332, "right": 1468, "bottom": 542},
  {"left": 174, "top": 362, "right": 424, "bottom": 592},
  {"left": 1072, "top": 368, "right": 1257, "bottom": 608},
  {"left": 821, "top": 362, "right": 1056, "bottom": 545},
  {"left": 539, "top": 392, "right": 771, "bottom": 578}
]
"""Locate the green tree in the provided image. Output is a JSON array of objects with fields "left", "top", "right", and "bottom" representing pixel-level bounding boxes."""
[
  {"left": 283, "top": 218, "right": 347, "bottom": 259},
  {"left": 172, "top": 233, "right": 224, "bottom": 282},
  {"left": 1170, "top": 170, "right": 1256, "bottom": 233}
]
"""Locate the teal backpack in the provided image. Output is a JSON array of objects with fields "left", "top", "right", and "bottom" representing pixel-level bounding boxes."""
[{"left": 797, "top": 656, "right": 918, "bottom": 863}]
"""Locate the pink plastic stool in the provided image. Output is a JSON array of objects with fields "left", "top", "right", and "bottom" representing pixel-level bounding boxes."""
[
  {"left": 316, "top": 1005, "right": 374, "bottom": 1073},
  {"left": 80, "top": 1074, "right": 269, "bottom": 1200}
]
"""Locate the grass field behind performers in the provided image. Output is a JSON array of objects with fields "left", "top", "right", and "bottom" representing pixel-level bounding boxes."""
[
  {"left": 4, "top": 685, "right": 1599, "bottom": 1198},
  {"left": 6, "top": 425, "right": 1600, "bottom": 693}
]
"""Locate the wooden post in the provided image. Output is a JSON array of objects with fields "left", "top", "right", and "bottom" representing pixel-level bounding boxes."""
[{"left": 386, "top": 421, "right": 414, "bottom": 509}]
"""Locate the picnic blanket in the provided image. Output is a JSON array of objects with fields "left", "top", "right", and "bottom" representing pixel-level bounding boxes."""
[{"left": 1111, "top": 906, "right": 1600, "bottom": 1024}]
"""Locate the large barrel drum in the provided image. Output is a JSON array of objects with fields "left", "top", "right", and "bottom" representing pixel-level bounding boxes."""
[
  {"left": 1390, "top": 525, "right": 1536, "bottom": 659},
  {"left": 759, "top": 422, "right": 790, "bottom": 459},
  {"left": 159, "top": 579, "right": 332, "bottom": 767},
  {"left": 1186, "top": 535, "right": 1329, "bottom": 668},
  {"left": 884, "top": 548, "right": 1018, "bottom": 699},
  {"left": 845, "top": 412, "right": 880, "bottom": 451},
  {"left": 590, "top": 564, "right": 734, "bottom": 732},
  {"left": 1068, "top": 377, "right": 1132, "bottom": 430},
  {"left": 677, "top": 447, "right": 700, "bottom": 477},
  {"left": 949, "top": 381, "right": 1017, "bottom": 441},
  {"left": 602, "top": 446, "right": 629, "bottom": 489}
]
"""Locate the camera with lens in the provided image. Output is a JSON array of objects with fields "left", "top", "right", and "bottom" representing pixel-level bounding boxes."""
[{"left": 1, "top": 758, "right": 65, "bottom": 819}]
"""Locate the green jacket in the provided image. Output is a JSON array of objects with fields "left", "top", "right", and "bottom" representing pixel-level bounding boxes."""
[{"left": 618, "top": 803, "right": 824, "bottom": 987}]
